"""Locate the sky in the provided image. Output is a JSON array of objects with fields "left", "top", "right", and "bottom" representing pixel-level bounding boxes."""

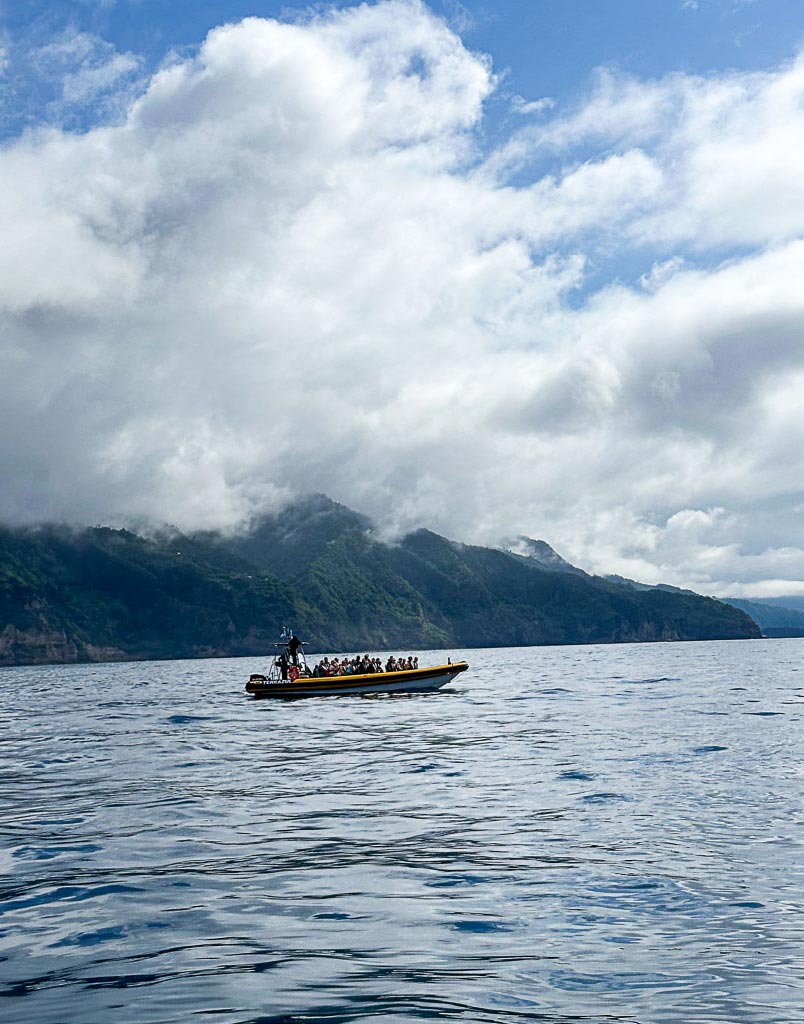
[{"left": 3, "top": 0, "right": 804, "bottom": 598}]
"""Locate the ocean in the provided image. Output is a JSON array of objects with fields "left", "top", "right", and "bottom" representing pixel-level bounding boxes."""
[{"left": 1, "top": 639, "right": 802, "bottom": 1023}]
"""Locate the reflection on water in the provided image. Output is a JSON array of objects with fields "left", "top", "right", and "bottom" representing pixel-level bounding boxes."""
[{"left": 1, "top": 639, "right": 803, "bottom": 1023}]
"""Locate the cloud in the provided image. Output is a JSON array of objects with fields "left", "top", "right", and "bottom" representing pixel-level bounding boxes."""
[
  {"left": 504, "top": 59, "right": 804, "bottom": 251},
  {"left": 2, "top": 0, "right": 804, "bottom": 597},
  {"left": 0, "top": 26, "right": 142, "bottom": 133},
  {"left": 37, "top": 30, "right": 140, "bottom": 107},
  {"left": 511, "top": 94, "right": 554, "bottom": 115}
]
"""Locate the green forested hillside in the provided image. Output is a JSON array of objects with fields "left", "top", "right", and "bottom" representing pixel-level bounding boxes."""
[{"left": 0, "top": 495, "right": 760, "bottom": 665}]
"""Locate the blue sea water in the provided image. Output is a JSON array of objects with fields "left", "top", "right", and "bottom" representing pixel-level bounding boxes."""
[{"left": 1, "top": 639, "right": 803, "bottom": 1024}]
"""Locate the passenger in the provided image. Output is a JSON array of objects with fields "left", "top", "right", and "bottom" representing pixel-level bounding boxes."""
[
  {"left": 277, "top": 653, "right": 289, "bottom": 680},
  {"left": 386, "top": 655, "right": 396, "bottom": 671},
  {"left": 413, "top": 656, "right": 419, "bottom": 669}
]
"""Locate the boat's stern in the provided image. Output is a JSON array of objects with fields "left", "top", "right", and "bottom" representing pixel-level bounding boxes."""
[{"left": 245, "top": 673, "right": 268, "bottom": 694}]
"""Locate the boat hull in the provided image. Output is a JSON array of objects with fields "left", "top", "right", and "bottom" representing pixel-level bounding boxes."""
[{"left": 245, "top": 661, "right": 468, "bottom": 698}]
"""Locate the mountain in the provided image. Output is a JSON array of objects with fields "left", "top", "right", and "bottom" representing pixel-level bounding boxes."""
[
  {"left": 721, "top": 598, "right": 804, "bottom": 637},
  {"left": 199, "top": 493, "right": 372, "bottom": 580},
  {"left": 0, "top": 523, "right": 297, "bottom": 666},
  {"left": 506, "top": 537, "right": 587, "bottom": 575},
  {"left": 750, "top": 595, "right": 804, "bottom": 614},
  {"left": 609, "top": 573, "right": 804, "bottom": 637},
  {"left": 0, "top": 495, "right": 760, "bottom": 666}
]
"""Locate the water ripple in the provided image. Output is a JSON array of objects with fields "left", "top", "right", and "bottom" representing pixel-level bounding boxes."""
[{"left": 1, "top": 640, "right": 803, "bottom": 1023}]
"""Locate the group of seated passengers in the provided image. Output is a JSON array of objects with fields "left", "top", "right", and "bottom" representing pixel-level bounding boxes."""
[{"left": 309, "top": 654, "right": 419, "bottom": 677}]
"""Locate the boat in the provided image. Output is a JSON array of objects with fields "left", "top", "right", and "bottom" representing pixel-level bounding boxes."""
[{"left": 245, "top": 628, "right": 468, "bottom": 698}]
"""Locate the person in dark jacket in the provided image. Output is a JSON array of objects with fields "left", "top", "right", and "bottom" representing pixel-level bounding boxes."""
[{"left": 288, "top": 634, "right": 303, "bottom": 665}]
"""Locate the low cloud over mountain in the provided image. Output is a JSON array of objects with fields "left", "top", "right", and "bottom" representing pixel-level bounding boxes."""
[{"left": 3, "top": 1, "right": 804, "bottom": 597}]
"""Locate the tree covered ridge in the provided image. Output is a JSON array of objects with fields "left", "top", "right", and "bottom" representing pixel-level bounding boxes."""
[{"left": 0, "top": 495, "right": 760, "bottom": 666}]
